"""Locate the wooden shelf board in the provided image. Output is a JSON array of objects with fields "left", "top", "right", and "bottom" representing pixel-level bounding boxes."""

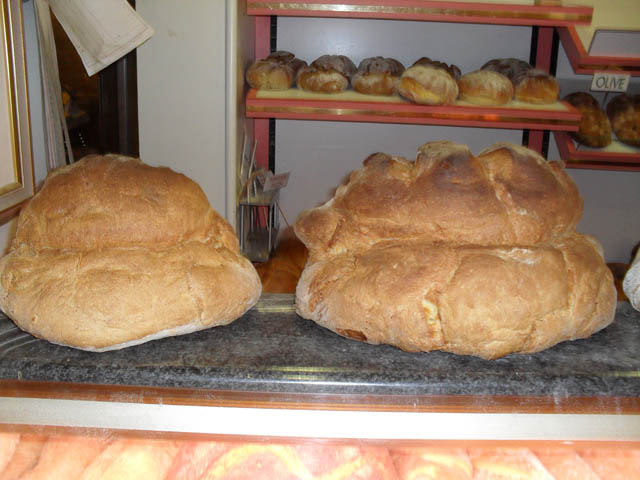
[
  {"left": 246, "top": 89, "right": 580, "bottom": 131},
  {"left": 554, "top": 132, "right": 640, "bottom": 171},
  {"left": 247, "top": 0, "right": 592, "bottom": 27},
  {"left": 557, "top": 27, "right": 640, "bottom": 76}
]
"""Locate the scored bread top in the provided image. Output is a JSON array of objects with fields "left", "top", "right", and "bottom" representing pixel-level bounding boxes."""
[
  {"left": 294, "top": 141, "right": 582, "bottom": 258},
  {"left": 14, "top": 154, "right": 238, "bottom": 252}
]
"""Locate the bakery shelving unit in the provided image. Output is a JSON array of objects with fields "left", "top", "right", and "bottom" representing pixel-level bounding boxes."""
[
  {"left": 245, "top": 0, "right": 593, "bottom": 169},
  {"left": 553, "top": 14, "right": 640, "bottom": 171}
]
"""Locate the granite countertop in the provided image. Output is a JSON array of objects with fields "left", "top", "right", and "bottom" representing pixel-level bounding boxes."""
[{"left": 0, "top": 294, "right": 638, "bottom": 399}]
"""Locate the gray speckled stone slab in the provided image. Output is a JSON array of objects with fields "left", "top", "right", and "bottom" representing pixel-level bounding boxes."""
[{"left": 0, "top": 295, "right": 638, "bottom": 398}]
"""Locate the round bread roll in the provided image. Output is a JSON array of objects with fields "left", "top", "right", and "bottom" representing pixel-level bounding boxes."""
[
  {"left": 457, "top": 69, "right": 514, "bottom": 105},
  {"left": 294, "top": 141, "right": 614, "bottom": 359},
  {"left": 245, "top": 50, "right": 306, "bottom": 90},
  {"left": 513, "top": 68, "right": 560, "bottom": 104},
  {"left": 481, "top": 58, "right": 559, "bottom": 104},
  {"left": 0, "top": 154, "right": 261, "bottom": 351},
  {"left": 398, "top": 64, "right": 459, "bottom": 105},
  {"left": 606, "top": 93, "right": 640, "bottom": 147},
  {"left": 352, "top": 56, "right": 405, "bottom": 96},
  {"left": 564, "top": 92, "right": 612, "bottom": 148},
  {"left": 296, "top": 54, "right": 357, "bottom": 93}
]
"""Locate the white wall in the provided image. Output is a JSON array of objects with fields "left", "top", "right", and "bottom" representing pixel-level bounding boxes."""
[
  {"left": 136, "top": 0, "right": 228, "bottom": 216},
  {"left": 274, "top": 17, "right": 639, "bottom": 263}
]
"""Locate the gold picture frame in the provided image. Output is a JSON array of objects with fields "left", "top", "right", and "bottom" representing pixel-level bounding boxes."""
[{"left": 0, "top": 0, "right": 34, "bottom": 225}]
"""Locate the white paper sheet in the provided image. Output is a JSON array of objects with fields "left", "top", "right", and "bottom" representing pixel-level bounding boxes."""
[{"left": 49, "top": 0, "right": 154, "bottom": 76}]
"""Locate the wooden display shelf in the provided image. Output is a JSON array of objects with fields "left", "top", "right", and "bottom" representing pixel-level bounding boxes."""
[
  {"left": 554, "top": 132, "right": 640, "bottom": 171},
  {"left": 246, "top": 89, "right": 581, "bottom": 131},
  {"left": 246, "top": 0, "right": 592, "bottom": 27},
  {"left": 557, "top": 26, "right": 640, "bottom": 76}
]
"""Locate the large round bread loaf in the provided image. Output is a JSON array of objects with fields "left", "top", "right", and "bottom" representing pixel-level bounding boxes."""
[
  {"left": 0, "top": 154, "right": 261, "bottom": 351},
  {"left": 294, "top": 141, "right": 615, "bottom": 359},
  {"left": 295, "top": 141, "right": 583, "bottom": 261}
]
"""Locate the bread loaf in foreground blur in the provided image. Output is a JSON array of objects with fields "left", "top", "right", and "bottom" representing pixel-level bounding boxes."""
[
  {"left": 0, "top": 154, "right": 261, "bottom": 351},
  {"left": 294, "top": 141, "right": 615, "bottom": 359}
]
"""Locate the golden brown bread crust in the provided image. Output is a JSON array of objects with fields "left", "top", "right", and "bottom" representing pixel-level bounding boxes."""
[
  {"left": 295, "top": 233, "right": 615, "bottom": 359},
  {"left": 294, "top": 141, "right": 583, "bottom": 260},
  {"left": 296, "top": 54, "right": 357, "bottom": 93},
  {"left": 352, "top": 56, "right": 405, "bottom": 96},
  {"left": 481, "top": 58, "right": 559, "bottom": 104},
  {"left": 0, "top": 155, "right": 261, "bottom": 351},
  {"left": 606, "top": 93, "right": 640, "bottom": 147},
  {"left": 245, "top": 51, "right": 307, "bottom": 90},
  {"left": 457, "top": 69, "right": 514, "bottom": 105},
  {"left": 294, "top": 141, "right": 614, "bottom": 359},
  {"left": 397, "top": 63, "right": 459, "bottom": 105},
  {"left": 564, "top": 92, "right": 612, "bottom": 148}
]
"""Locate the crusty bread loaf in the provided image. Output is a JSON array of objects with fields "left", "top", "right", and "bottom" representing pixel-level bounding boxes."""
[
  {"left": 457, "top": 69, "right": 514, "bottom": 105},
  {"left": 296, "top": 54, "right": 357, "bottom": 93},
  {"left": 564, "top": 92, "right": 612, "bottom": 148},
  {"left": 397, "top": 59, "right": 460, "bottom": 105},
  {"left": 481, "top": 58, "right": 559, "bottom": 104},
  {"left": 295, "top": 141, "right": 583, "bottom": 260},
  {"left": 246, "top": 51, "right": 306, "bottom": 90},
  {"left": 0, "top": 154, "right": 261, "bottom": 351},
  {"left": 606, "top": 93, "right": 640, "bottom": 147},
  {"left": 295, "top": 232, "right": 615, "bottom": 359},
  {"left": 294, "top": 141, "right": 615, "bottom": 359},
  {"left": 352, "top": 56, "right": 405, "bottom": 96}
]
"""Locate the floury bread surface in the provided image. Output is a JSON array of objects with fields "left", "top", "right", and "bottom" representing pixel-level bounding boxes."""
[
  {"left": 294, "top": 141, "right": 615, "bottom": 359},
  {"left": 0, "top": 155, "right": 261, "bottom": 351}
]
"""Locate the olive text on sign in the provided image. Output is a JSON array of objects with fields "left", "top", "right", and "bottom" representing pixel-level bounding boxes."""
[{"left": 590, "top": 73, "right": 630, "bottom": 92}]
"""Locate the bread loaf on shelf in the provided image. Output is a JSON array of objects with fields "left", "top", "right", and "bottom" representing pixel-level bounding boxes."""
[
  {"left": 0, "top": 155, "right": 262, "bottom": 351},
  {"left": 296, "top": 54, "right": 357, "bottom": 93},
  {"left": 352, "top": 56, "right": 405, "bottom": 96},
  {"left": 481, "top": 57, "right": 559, "bottom": 104},
  {"left": 294, "top": 141, "right": 615, "bottom": 359},
  {"left": 457, "top": 69, "right": 514, "bottom": 105},
  {"left": 397, "top": 57, "right": 460, "bottom": 105},
  {"left": 246, "top": 50, "right": 307, "bottom": 90},
  {"left": 564, "top": 92, "right": 612, "bottom": 148},
  {"left": 606, "top": 93, "right": 640, "bottom": 147}
]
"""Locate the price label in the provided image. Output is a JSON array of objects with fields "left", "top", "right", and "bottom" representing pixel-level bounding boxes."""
[
  {"left": 590, "top": 72, "right": 630, "bottom": 92},
  {"left": 263, "top": 172, "right": 290, "bottom": 192}
]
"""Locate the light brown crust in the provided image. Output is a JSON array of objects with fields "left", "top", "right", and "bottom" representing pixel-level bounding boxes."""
[
  {"left": 481, "top": 58, "right": 559, "bottom": 104},
  {"left": 294, "top": 141, "right": 614, "bottom": 359},
  {"left": 296, "top": 55, "right": 357, "bottom": 93},
  {"left": 295, "top": 233, "right": 615, "bottom": 360},
  {"left": 245, "top": 51, "right": 307, "bottom": 90},
  {"left": 457, "top": 70, "right": 514, "bottom": 105},
  {"left": 352, "top": 56, "right": 405, "bottom": 96},
  {"left": 564, "top": 92, "right": 612, "bottom": 148},
  {"left": 0, "top": 155, "right": 261, "bottom": 351},
  {"left": 397, "top": 65, "right": 459, "bottom": 105}
]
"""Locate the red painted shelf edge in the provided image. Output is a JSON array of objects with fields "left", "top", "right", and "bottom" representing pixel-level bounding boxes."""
[
  {"left": 554, "top": 132, "right": 640, "bottom": 171},
  {"left": 558, "top": 27, "right": 640, "bottom": 76},
  {"left": 246, "top": 90, "right": 580, "bottom": 131}
]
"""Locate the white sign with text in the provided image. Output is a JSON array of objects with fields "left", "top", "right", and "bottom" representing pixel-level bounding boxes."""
[{"left": 590, "top": 72, "right": 630, "bottom": 92}]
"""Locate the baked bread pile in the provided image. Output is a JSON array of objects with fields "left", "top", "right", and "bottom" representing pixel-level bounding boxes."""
[
  {"left": 247, "top": 52, "right": 561, "bottom": 106},
  {"left": 0, "top": 155, "right": 261, "bottom": 351},
  {"left": 294, "top": 141, "right": 616, "bottom": 359}
]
